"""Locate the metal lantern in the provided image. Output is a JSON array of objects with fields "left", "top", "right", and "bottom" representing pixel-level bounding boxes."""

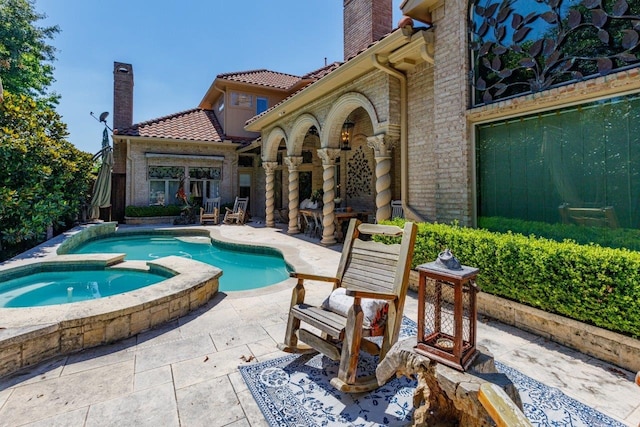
[{"left": 415, "top": 249, "right": 479, "bottom": 371}]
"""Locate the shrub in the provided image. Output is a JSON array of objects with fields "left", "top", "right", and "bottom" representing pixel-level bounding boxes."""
[
  {"left": 479, "top": 216, "right": 640, "bottom": 251},
  {"left": 125, "top": 205, "right": 182, "bottom": 217},
  {"left": 381, "top": 219, "right": 640, "bottom": 338}
]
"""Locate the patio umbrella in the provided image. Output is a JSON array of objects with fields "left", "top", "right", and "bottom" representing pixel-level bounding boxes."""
[
  {"left": 90, "top": 145, "right": 113, "bottom": 220},
  {"left": 191, "top": 182, "right": 200, "bottom": 198}
]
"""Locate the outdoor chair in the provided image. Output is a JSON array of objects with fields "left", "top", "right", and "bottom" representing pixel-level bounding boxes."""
[
  {"left": 558, "top": 203, "right": 619, "bottom": 228},
  {"left": 391, "top": 200, "right": 404, "bottom": 219},
  {"left": 200, "top": 197, "right": 220, "bottom": 225},
  {"left": 279, "top": 219, "right": 418, "bottom": 392},
  {"left": 312, "top": 211, "right": 323, "bottom": 238},
  {"left": 301, "top": 211, "right": 317, "bottom": 236},
  {"left": 223, "top": 196, "right": 249, "bottom": 224}
]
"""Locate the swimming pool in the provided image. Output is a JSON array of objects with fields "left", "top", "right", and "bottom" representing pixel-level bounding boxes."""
[
  {"left": 68, "top": 233, "right": 291, "bottom": 291},
  {"left": 0, "top": 269, "right": 168, "bottom": 307}
]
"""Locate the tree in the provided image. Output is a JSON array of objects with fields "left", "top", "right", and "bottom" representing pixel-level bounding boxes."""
[
  {"left": 0, "top": 0, "right": 59, "bottom": 104},
  {"left": 0, "top": 92, "right": 93, "bottom": 259}
]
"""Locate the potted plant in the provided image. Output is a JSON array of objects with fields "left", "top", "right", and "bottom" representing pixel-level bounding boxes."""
[{"left": 310, "top": 189, "right": 324, "bottom": 207}]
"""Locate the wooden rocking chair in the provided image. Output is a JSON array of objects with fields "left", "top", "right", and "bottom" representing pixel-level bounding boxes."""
[
  {"left": 200, "top": 197, "right": 220, "bottom": 225},
  {"left": 279, "top": 219, "right": 418, "bottom": 392},
  {"left": 223, "top": 196, "right": 249, "bottom": 224}
]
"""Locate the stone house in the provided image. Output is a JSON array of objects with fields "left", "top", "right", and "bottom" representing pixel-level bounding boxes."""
[
  {"left": 249, "top": 0, "right": 640, "bottom": 248},
  {"left": 113, "top": 0, "right": 640, "bottom": 250},
  {"left": 110, "top": 64, "right": 321, "bottom": 221}
]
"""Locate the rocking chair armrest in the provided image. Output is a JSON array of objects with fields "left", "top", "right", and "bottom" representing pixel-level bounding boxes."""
[
  {"left": 345, "top": 289, "right": 397, "bottom": 301},
  {"left": 289, "top": 272, "right": 340, "bottom": 284},
  {"left": 225, "top": 207, "right": 234, "bottom": 213}
]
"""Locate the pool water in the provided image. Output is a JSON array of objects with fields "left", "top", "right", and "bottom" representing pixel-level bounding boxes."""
[
  {"left": 0, "top": 270, "right": 166, "bottom": 307},
  {"left": 70, "top": 234, "right": 291, "bottom": 291}
]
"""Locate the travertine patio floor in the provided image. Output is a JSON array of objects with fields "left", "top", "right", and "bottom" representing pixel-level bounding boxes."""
[{"left": 0, "top": 221, "right": 638, "bottom": 426}]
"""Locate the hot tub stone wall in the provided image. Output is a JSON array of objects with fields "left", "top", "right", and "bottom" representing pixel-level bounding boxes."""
[
  {"left": 56, "top": 222, "right": 118, "bottom": 254},
  {"left": 0, "top": 255, "right": 221, "bottom": 378}
]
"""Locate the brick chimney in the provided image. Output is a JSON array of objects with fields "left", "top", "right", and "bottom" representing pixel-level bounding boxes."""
[
  {"left": 343, "top": 0, "right": 392, "bottom": 61},
  {"left": 113, "top": 62, "right": 133, "bottom": 131}
]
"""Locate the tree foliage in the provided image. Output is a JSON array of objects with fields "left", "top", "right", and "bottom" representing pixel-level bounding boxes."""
[
  {"left": 0, "top": 92, "right": 93, "bottom": 259},
  {"left": 0, "top": 0, "right": 59, "bottom": 104}
]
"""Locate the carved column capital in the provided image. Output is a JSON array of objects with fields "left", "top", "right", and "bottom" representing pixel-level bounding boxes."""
[
  {"left": 284, "top": 156, "right": 303, "bottom": 171},
  {"left": 262, "top": 161, "right": 278, "bottom": 175},
  {"left": 367, "top": 134, "right": 396, "bottom": 158},
  {"left": 316, "top": 148, "right": 342, "bottom": 166}
]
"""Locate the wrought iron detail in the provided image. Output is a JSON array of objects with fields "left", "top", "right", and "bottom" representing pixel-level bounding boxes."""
[
  {"left": 469, "top": 0, "right": 640, "bottom": 105},
  {"left": 346, "top": 145, "right": 372, "bottom": 199}
]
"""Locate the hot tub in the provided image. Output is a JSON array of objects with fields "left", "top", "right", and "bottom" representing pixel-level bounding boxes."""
[{"left": 0, "top": 253, "right": 221, "bottom": 378}]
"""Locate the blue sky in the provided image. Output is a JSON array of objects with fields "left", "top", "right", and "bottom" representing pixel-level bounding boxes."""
[{"left": 36, "top": 1, "right": 405, "bottom": 154}]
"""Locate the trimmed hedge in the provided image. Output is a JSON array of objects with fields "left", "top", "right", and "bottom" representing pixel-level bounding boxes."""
[
  {"left": 479, "top": 216, "right": 640, "bottom": 251},
  {"left": 125, "top": 205, "right": 182, "bottom": 217},
  {"left": 382, "top": 219, "right": 640, "bottom": 338}
]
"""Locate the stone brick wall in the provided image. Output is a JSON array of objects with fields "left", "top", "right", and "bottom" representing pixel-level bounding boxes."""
[
  {"left": 406, "top": 61, "right": 436, "bottom": 221},
  {"left": 428, "top": 1, "right": 474, "bottom": 226}
]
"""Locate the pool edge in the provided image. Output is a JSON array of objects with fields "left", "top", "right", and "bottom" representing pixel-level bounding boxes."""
[{"left": 0, "top": 255, "right": 221, "bottom": 379}]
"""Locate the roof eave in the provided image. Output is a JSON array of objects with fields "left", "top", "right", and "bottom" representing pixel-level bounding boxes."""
[
  {"left": 400, "top": 0, "right": 438, "bottom": 24},
  {"left": 199, "top": 79, "right": 223, "bottom": 110},
  {"left": 244, "top": 28, "right": 416, "bottom": 132},
  {"left": 111, "top": 134, "right": 238, "bottom": 146}
]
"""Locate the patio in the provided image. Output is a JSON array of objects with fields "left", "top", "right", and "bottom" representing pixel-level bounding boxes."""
[{"left": 0, "top": 221, "right": 638, "bottom": 426}]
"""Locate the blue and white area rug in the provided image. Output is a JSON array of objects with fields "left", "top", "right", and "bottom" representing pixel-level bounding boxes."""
[{"left": 240, "top": 318, "right": 626, "bottom": 426}]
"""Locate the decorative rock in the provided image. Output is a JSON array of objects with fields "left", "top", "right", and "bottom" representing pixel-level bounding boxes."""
[{"left": 376, "top": 338, "right": 523, "bottom": 427}]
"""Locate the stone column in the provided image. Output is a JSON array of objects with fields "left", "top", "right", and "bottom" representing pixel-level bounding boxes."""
[
  {"left": 317, "top": 148, "right": 342, "bottom": 245},
  {"left": 284, "top": 156, "right": 303, "bottom": 234},
  {"left": 367, "top": 134, "right": 395, "bottom": 223},
  {"left": 263, "top": 161, "right": 278, "bottom": 228}
]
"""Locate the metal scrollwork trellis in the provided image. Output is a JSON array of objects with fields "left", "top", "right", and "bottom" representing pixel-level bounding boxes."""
[{"left": 469, "top": 0, "right": 640, "bottom": 105}]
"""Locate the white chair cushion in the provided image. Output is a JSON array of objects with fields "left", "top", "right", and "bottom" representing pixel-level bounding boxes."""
[{"left": 321, "top": 287, "right": 388, "bottom": 329}]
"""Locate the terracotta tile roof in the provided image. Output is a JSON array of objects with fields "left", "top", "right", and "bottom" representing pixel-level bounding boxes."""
[
  {"left": 114, "top": 108, "right": 239, "bottom": 143},
  {"left": 245, "top": 63, "right": 345, "bottom": 126},
  {"left": 301, "top": 62, "right": 342, "bottom": 80},
  {"left": 217, "top": 69, "right": 304, "bottom": 90},
  {"left": 245, "top": 29, "right": 409, "bottom": 127}
]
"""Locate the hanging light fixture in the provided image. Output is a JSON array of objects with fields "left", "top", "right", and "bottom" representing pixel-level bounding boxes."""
[{"left": 340, "top": 118, "right": 354, "bottom": 151}]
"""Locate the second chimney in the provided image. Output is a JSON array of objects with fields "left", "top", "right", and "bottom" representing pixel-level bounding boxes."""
[{"left": 113, "top": 62, "right": 134, "bottom": 132}]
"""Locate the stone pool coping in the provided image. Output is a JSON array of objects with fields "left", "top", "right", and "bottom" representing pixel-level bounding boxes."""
[
  {"left": 0, "top": 253, "right": 221, "bottom": 378},
  {"left": 0, "top": 221, "right": 311, "bottom": 378}
]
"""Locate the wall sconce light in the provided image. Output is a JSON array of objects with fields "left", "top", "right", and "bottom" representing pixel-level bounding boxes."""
[{"left": 341, "top": 119, "right": 354, "bottom": 151}]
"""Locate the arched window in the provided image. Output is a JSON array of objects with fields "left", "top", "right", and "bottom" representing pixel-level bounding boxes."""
[{"left": 469, "top": 0, "right": 640, "bottom": 106}]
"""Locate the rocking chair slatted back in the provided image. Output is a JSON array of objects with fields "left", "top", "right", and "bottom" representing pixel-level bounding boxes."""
[{"left": 336, "top": 223, "right": 407, "bottom": 298}]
